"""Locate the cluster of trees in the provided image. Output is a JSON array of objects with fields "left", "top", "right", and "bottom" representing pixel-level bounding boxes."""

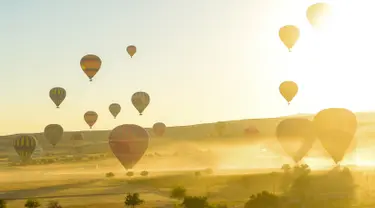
[{"left": 8, "top": 153, "right": 108, "bottom": 167}]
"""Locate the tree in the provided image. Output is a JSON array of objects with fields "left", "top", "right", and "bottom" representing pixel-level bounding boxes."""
[
  {"left": 24, "top": 199, "right": 41, "bottom": 208},
  {"left": 124, "top": 193, "right": 144, "bottom": 208},
  {"left": 244, "top": 191, "right": 280, "bottom": 208},
  {"left": 181, "top": 196, "right": 208, "bottom": 208},
  {"left": 47, "top": 201, "right": 62, "bottom": 208},
  {"left": 281, "top": 164, "right": 291, "bottom": 173},
  {"left": 0, "top": 199, "right": 7, "bottom": 208},
  {"left": 170, "top": 186, "right": 187, "bottom": 201}
]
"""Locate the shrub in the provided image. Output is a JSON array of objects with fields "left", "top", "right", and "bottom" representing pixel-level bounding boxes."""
[
  {"left": 126, "top": 171, "right": 134, "bottom": 177},
  {"left": 106, "top": 172, "right": 115, "bottom": 178},
  {"left": 0, "top": 199, "right": 7, "bottom": 208},
  {"left": 140, "top": 171, "right": 148, "bottom": 176},
  {"left": 47, "top": 200, "right": 62, "bottom": 208},
  {"left": 24, "top": 198, "right": 41, "bottom": 208}
]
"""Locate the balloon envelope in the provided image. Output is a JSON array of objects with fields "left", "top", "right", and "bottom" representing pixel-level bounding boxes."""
[
  {"left": 307, "top": 2, "right": 332, "bottom": 29},
  {"left": 109, "top": 124, "right": 149, "bottom": 170},
  {"left": 80, "top": 54, "right": 102, "bottom": 81},
  {"left": 127, "top": 45, "right": 137, "bottom": 58},
  {"left": 49, "top": 87, "right": 66, "bottom": 108},
  {"left": 276, "top": 118, "right": 316, "bottom": 163},
  {"left": 109, "top": 103, "right": 121, "bottom": 118},
  {"left": 313, "top": 108, "right": 357, "bottom": 164},
  {"left": 279, "top": 25, "right": 300, "bottom": 52},
  {"left": 153, "top": 122, "right": 166, "bottom": 137},
  {"left": 131, "top": 92, "right": 150, "bottom": 115},
  {"left": 13, "top": 135, "right": 37, "bottom": 163},
  {"left": 279, "top": 81, "right": 298, "bottom": 104},
  {"left": 44, "top": 124, "right": 64, "bottom": 147},
  {"left": 84, "top": 111, "right": 98, "bottom": 129}
]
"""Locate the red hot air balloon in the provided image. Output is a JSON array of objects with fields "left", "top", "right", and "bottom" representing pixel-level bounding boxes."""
[
  {"left": 84, "top": 111, "right": 98, "bottom": 129},
  {"left": 109, "top": 124, "right": 149, "bottom": 170},
  {"left": 153, "top": 122, "right": 166, "bottom": 137}
]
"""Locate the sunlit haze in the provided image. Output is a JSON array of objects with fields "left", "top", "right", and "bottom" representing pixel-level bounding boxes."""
[{"left": 0, "top": 0, "right": 372, "bottom": 135}]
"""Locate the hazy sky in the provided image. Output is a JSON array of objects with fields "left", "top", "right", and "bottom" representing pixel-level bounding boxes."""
[{"left": 0, "top": 0, "right": 373, "bottom": 134}]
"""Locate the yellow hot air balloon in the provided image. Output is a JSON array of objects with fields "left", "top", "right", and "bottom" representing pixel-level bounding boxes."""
[
  {"left": 279, "top": 25, "right": 300, "bottom": 52},
  {"left": 80, "top": 54, "right": 102, "bottom": 82},
  {"left": 127, "top": 45, "right": 137, "bottom": 58},
  {"left": 279, "top": 81, "right": 298, "bottom": 105},
  {"left": 13, "top": 135, "right": 37, "bottom": 163},
  {"left": 307, "top": 2, "right": 332, "bottom": 29},
  {"left": 49, "top": 87, "right": 66, "bottom": 108}
]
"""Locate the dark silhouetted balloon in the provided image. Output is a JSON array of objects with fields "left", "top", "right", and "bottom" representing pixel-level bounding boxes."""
[
  {"left": 313, "top": 108, "right": 357, "bottom": 164},
  {"left": 49, "top": 87, "right": 66, "bottom": 108},
  {"left": 307, "top": 2, "right": 332, "bottom": 29},
  {"left": 109, "top": 124, "right": 149, "bottom": 170},
  {"left": 127, "top": 45, "right": 137, "bottom": 58},
  {"left": 80, "top": 54, "right": 102, "bottom": 82},
  {"left": 84, "top": 111, "right": 98, "bottom": 129},
  {"left": 13, "top": 135, "right": 37, "bottom": 163},
  {"left": 276, "top": 118, "right": 316, "bottom": 163},
  {"left": 279, "top": 25, "right": 300, "bottom": 52},
  {"left": 44, "top": 124, "right": 64, "bottom": 148},
  {"left": 131, "top": 92, "right": 150, "bottom": 115},
  {"left": 109, "top": 103, "right": 121, "bottom": 119},
  {"left": 279, "top": 81, "right": 298, "bottom": 105},
  {"left": 153, "top": 122, "right": 166, "bottom": 137}
]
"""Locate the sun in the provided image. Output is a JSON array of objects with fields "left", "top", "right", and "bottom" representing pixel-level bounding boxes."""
[{"left": 289, "top": 1, "right": 375, "bottom": 113}]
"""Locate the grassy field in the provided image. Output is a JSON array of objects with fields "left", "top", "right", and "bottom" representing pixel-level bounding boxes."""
[{"left": 2, "top": 112, "right": 375, "bottom": 207}]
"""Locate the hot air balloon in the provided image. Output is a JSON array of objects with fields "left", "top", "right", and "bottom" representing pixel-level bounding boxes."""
[
  {"left": 153, "top": 122, "right": 166, "bottom": 137},
  {"left": 279, "top": 81, "right": 298, "bottom": 105},
  {"left": 109, "top": 124, "right": 149, "bottom": 170},
  {"left": 84, "top": 111, "right": 98, "bottom": 129},
  {"left": 307, "top": 2, "right": 332, "bottom": 29},
  {"left": 44, "top": 124, "right": 64, "bottom": 148},
  {"left": 71, "top": 132, "right": 84, "bottom": 154},
  {"left": 313, "top": 108, "right": 357, "bottom": 164},
  {"left": 80, "top": 54, "right": 102, "bottom": 82},
  {"left": 13, "top": 135, "right": 37, "bottom": 163},
  {"left": 131, "top": 92, "right": 150, "bottom": 115},
  {"left": 279, "top": 25, "right": 300, "bottom": 52},
  {"left": 127, "top": 45, "right": 137, "bottom": 58},
  {"left": 109, "top": 103, "right": 121, "bottom": 119},
  {"left": 49, "top": 87, "right": 66, "bottom": 108},
  {"left": 276, "top": 118, "right": 316, "bottom": 163},
  {"left": 215, "top": 122, "right": 226, "bottom": 137},
  {"left": 244, "top": 125, "right": 259, "bottom": 136}
]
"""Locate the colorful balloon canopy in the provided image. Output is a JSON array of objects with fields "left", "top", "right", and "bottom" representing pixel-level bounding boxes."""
[
  {"left": 153, "top": 122, "right": 166, "bottom": 137},
  {"left": 279, "top": 81, "right": 298, "bottom": 105},
  {"left": 276, "top": 118, "right": 316, "bottom": 163},
  {"left": 127, "top": 45, "right": 137, "bottom": 58},
  {"left": 84, "top": 111, "right": 98, "bottom": 129},
  {"left": 131, "top": 92, "right": 150, "bottom": 115},
  {"left": 109, "top": 124, "right": 150, "bottom": 170},
  {"left": 313, "top": 108, "right": 357, "bottom": 164},
  {"left": 49, "top": 87, "right": 66, "bottom": 108},
  {"left": 80, "top": 54, "right": 102, "bottom": 82},
  {"left": 13, "top": 135, "right": 37, "bottom": 163},
  {"left": 109, "top": 103, "right": 121, "bottom": 119},
  {"left": 279, "top": 25, "right": 300, "bottom": 52},
  {"left": 306, "top": 2, "right": 332, "bottom": 29},
  {"left": 44, "top": 124, "right": 64, "bottom": 148}
]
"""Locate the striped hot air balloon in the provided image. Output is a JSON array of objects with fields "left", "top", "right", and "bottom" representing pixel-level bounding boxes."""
[
  {"left": 49, "top": 87, "right": 66, "bottom": 108},
  {"left": 13, "top": 135, "right": 37, "bottom": 163},
  {"left": 84, "top": 111, "right": 98, "bottom": 129},
  {"left": 80, "top": 54, "right": 102, "bottom": 82}
]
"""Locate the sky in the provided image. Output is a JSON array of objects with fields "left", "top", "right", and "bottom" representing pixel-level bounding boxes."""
[{"left": 0, "top": 0, "right": 374, "bottom": 134}]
